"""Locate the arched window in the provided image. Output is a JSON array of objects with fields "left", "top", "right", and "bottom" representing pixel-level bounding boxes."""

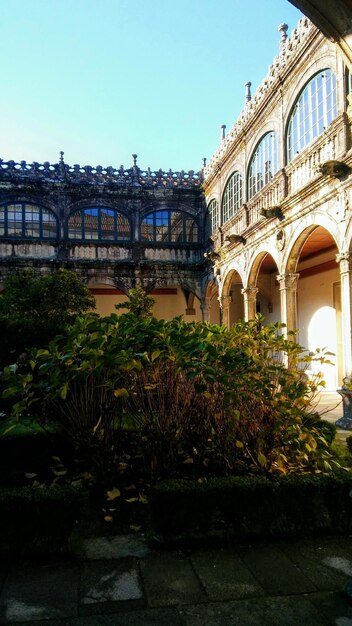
[
  {"left": 0, "top": 203, "right": 58, "bottom": 238},
  {"left": 141, "top": 210, "right": 198, "bottom": 243},
  {"left": 221, "top": 172, "right": 242, "bottom": 224},
  {"left": 287, "top": 69, "right": 337, "bottom": 162},
  {"left": 207, "top": 199, "right": 218, "bottom": 235},
  {"left": 247, "top": 132, "right": 278, "bottom": 200},
  {"left": 67, "top": 207, "right": 131, "bottom": 241}
]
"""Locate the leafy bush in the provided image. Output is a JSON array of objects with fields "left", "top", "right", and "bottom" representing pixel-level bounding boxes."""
[
  {"left": 150, "top": 473, "right": 352, "bottom": 542},
  {"left": 2, "top": 309, "right": 338, "bottom": 482},
  {"left": 347, "top": 435, "right": 352, "bottom": 454},
  {"left": 0, "top": 269, "right": 95, "bottom": 368}
]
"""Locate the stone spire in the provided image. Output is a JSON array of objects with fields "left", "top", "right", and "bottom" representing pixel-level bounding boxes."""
[
  {"left": 220, "top": 124, "right": 226, "bottom": 141},
  {"left": 278, "top": 23, "right": 288, "bottom": 53},
  {"left": 245, "top": 81, "right": 252, "bottom": 103}
]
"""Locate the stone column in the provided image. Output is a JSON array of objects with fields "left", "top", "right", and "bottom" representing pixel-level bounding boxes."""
[
  {"left": 336, "top": 253, "right": 352, "bottom": 379},
  {"left": 200, "top": 299, "right": 211, "bottom": 323},
  {"left": 241, "top": 287, "right": 258, "bottom": 321},
  {"left": 220, "top": 295, "right": 232, "bottom": 328},
  {"left": 276, "top": 273, "right": 299, "bottom": 336}
]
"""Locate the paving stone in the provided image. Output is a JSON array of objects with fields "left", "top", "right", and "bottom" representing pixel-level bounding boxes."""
[
  {"left": 79, "top": 558, "right": 144, "bottom": 615},
  {"left": 281, "top": 540, "right": 348, "bottom": 591},
  {"left": 180, "top": 595, "right": 324, "bottom": 626},
  {"left": 238, "top": 543, "right": 316, "bottom": 595},
  {"left": 288, "top": 538, "right": 352, "bottom": 579},
  {"left": 308, "top": 590, "right": 352, "bottom": 625},
  {"left": 0, "top": 561, "right": 78, "bottom": 623},
  {"left": 15, "top": 607, "right": 183, "bottom": 626},
  {"left": 82, "top": 534, "right": 150, "bottom": 560},
  {"left": 140, "top": 551, "right": 205, "bottom": 607},
  {"left": 190, "top": 548, "right": 265, "bottom": 600}
]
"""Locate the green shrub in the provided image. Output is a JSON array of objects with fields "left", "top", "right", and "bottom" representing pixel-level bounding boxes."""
[
  {"left": 347, "top": 435, "right": 352, "bottom": 454},
  {"left": 0, "top": 485, "right": 87, "bottom": 557},
  {"left": 2, "top": 311, "right": 337, "bottom": 482},
  {"left": 150, "top": 474, "right": 352, "bottom": 543}
]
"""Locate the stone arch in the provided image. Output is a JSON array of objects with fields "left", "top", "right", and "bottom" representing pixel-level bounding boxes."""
[
  {"left": 247, "top": 243, "right": 281, "bottom": 286},
  {"left": 283, "top": 212, "right": 340, "bottom": 273},
  {"left": 203, "top": 278, "right": 221, "bottom": 324}
]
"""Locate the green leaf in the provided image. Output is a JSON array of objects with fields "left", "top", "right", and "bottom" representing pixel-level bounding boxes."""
[{"left": 114, "top": 388, "right": 129, "bottom": 398}]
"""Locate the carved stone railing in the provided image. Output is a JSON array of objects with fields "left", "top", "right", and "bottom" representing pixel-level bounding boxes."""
[
  {"left": 0, "top": 154, "right": 203, "bottom": 190},
  {"left": 286, "top": 123, "right": 340, "bottom": 196},
  {"left": 221, "top": 205, "right": 247, "bottom": 240},
  {"left": 204, "top": 17, "right": 315, "bottom": 179},
  {"left": 246, "top": 170, "right": 287, "bottom": 225}
]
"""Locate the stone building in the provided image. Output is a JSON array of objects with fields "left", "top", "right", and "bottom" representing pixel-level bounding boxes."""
[
  {"left": 1, "top": 10, "right": 352, "bottom": 391},
  {"left": 203, "top": 17, "right": 352, "bottom": 390},
  {"left": 0, "top": 156, "right": 206, "bottom": 320}
]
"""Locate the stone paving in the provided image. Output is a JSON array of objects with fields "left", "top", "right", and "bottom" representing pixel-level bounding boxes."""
[{"left": 2, "top": 535, "right": 352, "bottom": 625}]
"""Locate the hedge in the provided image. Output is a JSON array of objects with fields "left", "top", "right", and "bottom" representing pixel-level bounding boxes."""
[
  {"left": 0, "top": 484, "right": 88, "bottom": 557},
  {"left": 150, "top": 474, "right": 352, "bottom": 544}
]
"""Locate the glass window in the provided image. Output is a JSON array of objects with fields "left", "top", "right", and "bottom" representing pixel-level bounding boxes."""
[
  {"left": 247, "top": 132, "right": 278, "bottom": 200},
  {"left": 287, "top": 69, "right": 337, "bottom": 162},
  {"left": 221, "top": 172, "right": 242, "bottom": 224},
  {"left": 0, "top": 203, "right": 58, "bottom": 239},
  {"left": 207, "top": 199, "right": 218, "bottom": 235},
  {"left": 141, "top": 210, "right": 198, "bottom": 243},
  {"left": 67, "top": 207, "right": 131, "bottom": 241}
]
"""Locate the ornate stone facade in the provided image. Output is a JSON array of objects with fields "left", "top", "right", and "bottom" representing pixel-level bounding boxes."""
[{"left": 203, "top": 17, "right": 352, "bottom": 389}]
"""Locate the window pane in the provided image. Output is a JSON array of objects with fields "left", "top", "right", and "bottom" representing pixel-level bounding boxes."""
[
  {"left": 287, "top": 69, "right": 337, "bottom": 162},
  {"left": 7, "top": 204, "right": 23, "bottom": 236},
  {"left": 68, "top": 211, "right": 83, "bottom": 239},
  {"left": 155, "top": 211, "right": 169, "bottom": 242},
  {"left": 117, "top": 213, "right": 131, "bottom": 240},
  {"left": 222, "top": 172, "right": 242, "bottom": 223},
  {"left": 141, "top": 215, "right": 154, "bottom": 241},
  {"left": 170, "top": 212, "right": 184, "bottom": 242},
  {"left": 185, "top": 217, "right": 198, "bottom": 242},
  {"left": 83, "top": 208, "right": 99, "bottom": 240},
  {"left": 248, "top": 133, "right": 278, "bottom": 200},
  {"left": 100, "top": 208, "right": 115, "bottom": 240},
  {"left": 24, "top": 204, "right": 40, "bottom": 237},
  {"left": 42, "top": 209, "right": 57, "bottom": 238}
]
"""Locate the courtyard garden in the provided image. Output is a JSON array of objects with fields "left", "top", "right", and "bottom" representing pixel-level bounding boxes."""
[{"left": 1, "top": 272, "right": 352, "bottom": 555}]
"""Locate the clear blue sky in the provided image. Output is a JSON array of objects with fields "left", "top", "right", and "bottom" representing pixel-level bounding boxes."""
[{"left": 1, "top": 0, "right": 303, "bottom": 172}]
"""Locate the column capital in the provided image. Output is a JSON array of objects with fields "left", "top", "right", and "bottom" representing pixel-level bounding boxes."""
[
  {"left": 220, "top": 295, "right": 232, "bottom": 309},
  {"left": 336, "top": 252, "right": 351, "bottom": 272},
  {"left": 276, "top": 273, "right": 300, "bottom": 290},
  {"left": 241, "top": 287, "right": 258, "bottom": 300}
]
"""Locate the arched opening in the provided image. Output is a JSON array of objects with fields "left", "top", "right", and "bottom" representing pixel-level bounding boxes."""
[
  {"left": 289, "top": 225, "right": 341, "bottom": 389},
  {"left": 222, "top": 269, "right": 244, "bottom": 327},
  {"left": 254, "top": 253, "right": 280, "bottom": 322},
  {"left": 204, "top": 280, "right": 221, "bottom": 324}
]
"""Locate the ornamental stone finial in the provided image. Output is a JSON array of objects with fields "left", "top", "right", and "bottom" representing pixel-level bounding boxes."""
[
  {"left": 278, "top": 23, "right": 288, "bottom": 50},
  {"left": 132, "top": 154, "right": 138, "bottom": 166},
  {"left": 202, "top": 157, "right": 207, "bottom": 169},
  {"left": 245, "top": 81, "right": 252, "bottom": 103},
  {"left": 220, "top": 124, "right": 226, "bottom": 141},
  {"left": 59, "top": 151, "right": 64, "bottom": 163}
]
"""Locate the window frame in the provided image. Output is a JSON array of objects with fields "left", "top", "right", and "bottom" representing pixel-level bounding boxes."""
[
  {"left": 140, "top": 210, "right": 199, "bottom": 244},
  {"left": 0, "top": 202, "right": 58, "bottom": 239},
  {"left": 247, "top": 132, "right": 278, "bottom": 201},
  {"left": 67, "top": 206, "right": 131, "bottom": 242},
  {"left": 221, "top": 171, "right": 243, "bottom": 224},
  {"left": 287, "top": 69, "right": 337, "bottom": 162}
]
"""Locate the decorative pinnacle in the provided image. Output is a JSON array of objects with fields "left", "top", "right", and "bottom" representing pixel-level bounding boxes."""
[
  {"left": 202, "top": 157, "right": 207, "bottom": 168},
  {"left": 220, "top": 124, "right": 226, "bottom": 141},
  {"left": 59, "top": 151, "right": 64, "bottom": 163},
  {"left": 132, "top": 154, "right": 138, "bottom": 166},
  {"left": 278, "top": 23, "right": 288, "bottom": 49},
  {"left": 245, "top": 81, "right": 252, "bottom": 103}
]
